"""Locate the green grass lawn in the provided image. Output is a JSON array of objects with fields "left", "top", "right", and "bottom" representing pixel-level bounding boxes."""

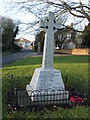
[{"left": 2, "top": 55, "right": 89, "bottom": 119}]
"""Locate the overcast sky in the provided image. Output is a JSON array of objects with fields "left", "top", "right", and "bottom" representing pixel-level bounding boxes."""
[
  {"left": 0, "top": 0, "right": 38, "bottom": 41},
  {"left": 0, "top": 0, "right": 89, "bottom": 42}
]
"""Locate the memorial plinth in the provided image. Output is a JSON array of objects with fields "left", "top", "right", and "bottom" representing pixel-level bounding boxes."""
[{"left": 26, "top": 12, "right": 69, "bottom": 101}]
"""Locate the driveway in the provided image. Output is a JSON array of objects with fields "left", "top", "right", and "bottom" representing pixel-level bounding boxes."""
[{"left": 2, "top": 48, "right": 42, "bottom": 67}]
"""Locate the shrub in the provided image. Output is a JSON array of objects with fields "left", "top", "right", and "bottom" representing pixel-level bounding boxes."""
[
  {"left": 34, "top": 44, "right": 38, "bottom": 51},
  {"left": 2, "top": 45, "right": 7, "bottom": 52},
  {"left": 14, "top": 44, "right": 21, "bottom": 51}
]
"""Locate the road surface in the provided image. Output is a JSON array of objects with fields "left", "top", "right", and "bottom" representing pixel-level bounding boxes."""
[{"left": 2, "top": 49, "right": 42, "bottom": 67}]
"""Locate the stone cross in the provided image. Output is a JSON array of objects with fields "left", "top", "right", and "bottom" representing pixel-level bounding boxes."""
[
  {"left": 26, "top": 12, "right": 69, "bottom": 100},
  {"left": 39, "top": 12, "right": 61, "bottom": 69}
]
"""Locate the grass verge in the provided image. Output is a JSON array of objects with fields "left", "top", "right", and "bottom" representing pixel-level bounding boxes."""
[{"left": 2, "top": 55, "right": 89, "bottom": 119}]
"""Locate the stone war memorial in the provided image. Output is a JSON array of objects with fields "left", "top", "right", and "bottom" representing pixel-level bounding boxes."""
[{"left": 26, "top": 11, "right": 69, "bottom": 102}]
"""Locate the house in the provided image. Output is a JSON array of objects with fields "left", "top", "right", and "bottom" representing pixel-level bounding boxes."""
[
  {"left": 34, "top": 23, "right": 79, "bottom": 52},
  {"left": 15, "top": 37, "right": 31, "bottom": 48},
  {"left": 54, "top": 23, "right": 76, "bottom": 49}
]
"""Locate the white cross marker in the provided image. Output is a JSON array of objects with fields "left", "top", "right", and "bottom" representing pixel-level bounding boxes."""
[
  {"left": 26, "top": 12, "right": 69, "bottom": 99},
  {"left": 39, "top": 12, "right": 61, "bottom": 69}
]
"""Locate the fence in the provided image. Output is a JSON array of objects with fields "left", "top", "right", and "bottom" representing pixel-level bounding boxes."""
[
  {"left": 54, "top": 49, "right": 72, "bottom": 54},
  {"left": 6, "top": 74, "right": 88, "bottom": 112},
  {"left": 54, "top": 48, "right": 90, "bottom": 55},
  {"left": 15, "top": 89, "right": 69, "bottom": 108},
  {"left": 72, "top": 48, "right": 89, "bottom": 55},
  {"left": 10, "top": 74, "right": 69, "bottom": 109}
]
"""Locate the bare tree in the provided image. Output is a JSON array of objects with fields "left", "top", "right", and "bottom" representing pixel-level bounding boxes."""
[
  {"left": 3, "top": 0, "right": 90, "bottom": 35},
  {"left": 46, "top": 0, "right": 90, "bottom": 21}
]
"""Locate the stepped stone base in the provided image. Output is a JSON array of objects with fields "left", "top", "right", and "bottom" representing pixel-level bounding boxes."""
[{"left": 26, "top": 68, "right": 69, "bottom": 101}]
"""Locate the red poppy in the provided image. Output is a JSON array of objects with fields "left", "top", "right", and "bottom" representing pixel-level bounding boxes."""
[{"left": 70, "top": 96, "right": 84, "bottom": 103}]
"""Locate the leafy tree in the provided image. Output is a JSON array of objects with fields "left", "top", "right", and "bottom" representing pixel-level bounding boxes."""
[
  {"left": 13, "top": 26, "right": 19, "bottom": 49},
  {"left": 81, "top": 23, "right": 90, "bottom": 47},
  {"left": 13, "top": 26, "right": 19, "bottom": 38},
  {"left": 34, "top": 41, "right": 38, "bottom": 52},
  {"left": 35, "top": 31, "right": 45, "bottom": 52},
  {"left": 2, "top": 16, "right": 19, "bottom": 51}
]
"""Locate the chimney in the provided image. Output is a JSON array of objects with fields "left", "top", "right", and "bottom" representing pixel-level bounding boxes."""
[{"left": 70, "top": 23, "right": 73, "bottom": 28}]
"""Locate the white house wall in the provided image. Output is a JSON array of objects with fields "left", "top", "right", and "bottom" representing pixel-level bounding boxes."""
[
  {"left": 16, "top": 41, "right": 31, "bottom": 48},
  {"left": 22, "top": 42, "right": 25, "bottom": 48},
  {"left": 16, "top": 42, "right": 25, "bottom": 48},
  {"left": 68, "top": 42, "right": 75, "bottom": 49},
  {"left": 17, "top": 42, "right": 20, "bottom": 46}
]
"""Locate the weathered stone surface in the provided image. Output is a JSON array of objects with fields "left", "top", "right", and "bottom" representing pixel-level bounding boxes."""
[
  {"left": 26, "top": 68, "right": 65, "bottom": 92},
  {"left": 26, "top": 68, "right": 69, "bottom": 101},
  {"left": 26, "top": 12, "right": 69, "bottom": 101}
]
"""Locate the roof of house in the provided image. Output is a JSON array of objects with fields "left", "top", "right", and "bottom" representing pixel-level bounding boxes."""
[{"left": 15, "top": 38, "right": 31, "bottom": 42}]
